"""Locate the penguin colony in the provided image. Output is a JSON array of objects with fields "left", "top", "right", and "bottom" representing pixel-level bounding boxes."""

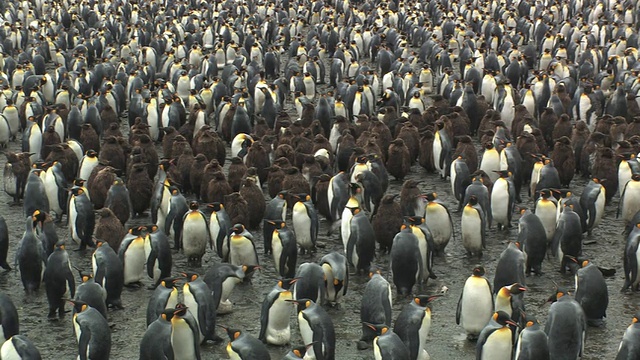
[{"left": 0, "top": 0, "right": 639, "bottom": 358}]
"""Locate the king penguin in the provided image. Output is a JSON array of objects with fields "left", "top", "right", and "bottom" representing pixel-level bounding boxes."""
[
  {"left": 544, "top": 288, "right": 586, "bottom": 360},
  {"left": 223, "top": 326, "right": 270, "bottom": 360},
  {"left": 180, "top": 201, "right": 210, "bottom": 267},
  {"left": 366, "top": 322, "right": 411, "bottom": 360},
  {"left": 424, "top": 193, "right": 453, "bottom": 255},
  {"left": 457, "top": 266, "right": 494, "bottom": 340},
  {"left": 394, "top": 295, "right": 440, "bottom": 360},
  {"left": 43, "top": 241, "right": 75, "bottom": 320},
  {"left": 0, "top": 335, "right": 42, "bottom": 359},
  {"left": 208, "top": 203, "right": 232, "bottom": 261},
  {"left": 70, "top": 300, "right": 111, "bottom": 360},
  {"left": 320, "top": 251, "right": 349, "bottom": 305},
  {"left": 575, "top": 259, "right": 608, "bottom": 327},
  {"left": 514, "top": 316, "right": 550, "bottom": 360},
  {"left": 68, "top": 186, "right": 95, "bottom": 250},
  {"left": 268, "top": 221, "right": 298, "bottom": 278},
  {"left": 146, "top": 277, "right": 179, "bottom": 327},
  {"left": 476, "top": 311, "right": 517, "bottom": 360},
  {"left": 580, "top": 178, "right": 606, "bottom": 235},
  {"left": 287, "top": 298, "right": 335, "bottom": 360},
  {"left": 118, "top": 226, "right": 147, "bottom": 286},
  {"left": 182, "top": 272, "right": 218, "bottom": 344},
  {"left": 292, "top": 193, "right": 318, "bottom": 255},
  {"left": 258, "top": 278, "right": 295, "bottom": 346},
  {"left": 490, "top": 170, "right": 515, "bottom": 230},
  {"left": 461, "top": 195, "right": 486, "bottom": 257},
  {"left": 615, "top": 312, "right": 640, "bottom": 359},
  {"left": 359, "top": 267, "right": 393, "bottom": 349}
]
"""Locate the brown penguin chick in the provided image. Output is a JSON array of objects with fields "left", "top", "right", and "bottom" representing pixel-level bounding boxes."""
[
  {"left": 552, "top": 114, "right": 573, "bottom": 143},
  {"left": 267, "top": 164, "right": 286, "bottom": 198},
  {"left": 94, "top": 207, "right": 126, "bottom": 253},
  {"left": 354, "top": 115, "right": 372, "bottom": 139},
  {"left": 45, "top": 144, "right": 79, "bottom": 183},
  {"left": 309, "top": 120, "right": 325, "bottom": 138},
  {"left": 447, "top": 110, "right": 470, "bottom": 141},
  {"left": 176, "top": 147, "right": 195, "bottom": 195},
  {"left": 88, "top": 166, "right": 117, "bottom": 209},
  {"left": 626, "top": 117, "right": 640, "bottom": 139},
  {"left": 188, "top": 154, "right": 208, "bottom": 199},
  {"left": 206, "top": 171, "right": 232, "bottom": 204},
  {"left": 550, "top": 136, "right": 575, "bottom": 187},
  {"left": 273, "top": 144, "right": 296, "bottom": 166},
  {"left": 627, "top": 93, "right": 640, "bottom": 121},
  {"left": 419, "top": 129, "right": 436, "bottom": 172},
  {"left": 294, "top": 133, "right": 314, "bottom": 169},
  {"left": 104, "top": 177, "right": 131, "bottom": 226},
  {"left": 273, "top": 156, "right": 292, "bottom": 170},
  {"left": 386, "top": 138, "right": 411, "bottom": 181},
  {"left": 312, "top": 134, "right": 333, "bottom": 154},
  {"left": 364, "top": 138, "right": 384, "bottom": 160},
  {"left": 245, "top": 140, "right": 271, "bottom": 185},
  {"left": 571, "top": 120, "right": 591, "bottom": 173},
  {"left": 556, "top": 83, "right": 572, "bottom": 113},
  {"left": 539, "top": 107, "right": 558, "bottom": 149},
  {"left": 516, "top": 132, "right": 540, "bottom": 180},
  {"left": 126, "top": 146, "right": 147, "bottom": 179},
  {"left": 239, "top": 178, "right": 265, "bottom": 229},
  {"left": 422, "top": 106, "right": 439, "bottom": 128},
  {"left": 99, "top": 136, "right": 126, "bottom": 174},
  {"left": 227, "top": 157, "right": 248, "bottom": 192},
  {"left": 161, "top": 126, "right": 179, "bottom": 158},
  {"left": 474, "top": 95, "right": 490, "bottom": 124},
  {"left": 225, "top": 192, "right": 249, "bottom": 225},
  {"left": 300, "top": 102, "right": 315, "bottom": 127},
  {"left": 480, "top": 130, "right": 495, "bottom": 148},
  {"left": 313, "top": 173, "right": 332, "bottom": 220},
  {"left": 370, "top": 121, "right": 392, "bottom": 160},
  {"left": 301, "top": 154, "right": 323, "bottom": 185},
  {"left": 396, "top": 122, "right": 420, "bottom": 163},
  {"left": 170, "top": 135, "right": 191, "bottom": 162},
  {"left": 103, "top": 122, "right": 123, "bottom": 138},
  {"left": 127, "top": 162, "right": 154, "bottom": 216},
  {"left": 199, "top": 159, "right": 224, "bottom": 201},
  {"left": 254, "top": 116, "right": 270, "bottom": 138},
  {"left": 282, "top": 166, "right": 311, "bottom": 200},
  {"left": 336, "top": 130, "right": 356, "bottom": 172},
  {"left": 477, "top": 109, "right": 498, "bottom": 141},
  {"left": 531, "top": 128, "right": 548, "bottom": 155},
  {"left": 510, "top": 104, "right": 532, "bottom": 139},
  {"left": 381, "top": 106, "right": 397, "bottom": 127},
  {"left": 616, "top": 141, "right": 634, "bottom": 161},
  {"left": 580, "top": 132, "right": 606, "bottom": 177},
  {"left": 41, "top": 125, "right": 61, "bottom": 160},
  {"left": 80, "top": 123, "right": 100, "bottom": 152},
  {"left": 610, "top": 116, "right": 628, "bottom": 144},
  {"left": 356, "top": 130, "right": 373, "bottom": 149},
  {"left": 348, "top": 147, "right": 366, "bottom": 171},
  {"left": 220, "top": 103, "right": 236, "bottom": 142},
  {"left": 371, "top": 194, "right": 403, "bottom": 253},
  {"left": 129, "top": 124, "right": 151, "bottom": 147},
  {"left": 289, "top": 121, "right": 305, "bottom": 137},
  {"left": 407, "top": 108, "right": 425, "bottom": 129},
  {"left": 100, "top": 104, "right": 119, "bottom": 130},
  {"left": 192, "top": 126, "right": 218, "bottom": 162},
  {"left": 134, "top": 134, "right": 159, "bottom": 179},
  {"left": 452, "top": 135, "right": 478, "bottom": 172},
  {"left": 399, "top": 179, "right": 422, "bottom": 216},
  {"left": 591, "top": 147, "right": 618, "bottom": 203}
]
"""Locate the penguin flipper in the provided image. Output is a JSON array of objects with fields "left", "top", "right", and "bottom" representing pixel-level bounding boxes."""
[
  {"left": 455, "top": 290, "right": 463, "bottom": 325},
  {"left": 77, "top": 323, "right": 91, "bottom": 360},
  {"left": 550, "top": 219, "right": 564, "bottom": 258},
  {"left": 381, "top": 286, "right": 392, "bottom": 325},
  {"left": 258, "top": 293, "right": 275, "bottom": 342},
  {"left": 146, "top": 248, "right": 157, "bottom": 279},
  {"left": 346, "top": 231, "right": 357, "bottom": 268}
]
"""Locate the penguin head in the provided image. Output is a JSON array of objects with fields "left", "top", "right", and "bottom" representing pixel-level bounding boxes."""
[
  {"left": 172, "top": 305, "right": 189, "bottom": 318},
  {"left": 493, "top": 170, "right": 511, "bottom": 178},
  {"left": 54, "top": 241, "right": 66, "bottom": 252},
  {"left": 492, "top": 311, "right": 517, "bottom": 327},
  {"left": 404, "top": 216, "right": 425, "bottom": 227},
  {"left": 220, "top": 326, "right": 243, "bottom": 341},
  {"left": 425, "top": 193, "right": 437, "bottom": 202},
  {"left": 285, "top": 298, "right": 314, "bottom": 312},
  {"left": 506, "top": 283, "right": 527, "bottom": 295},
  {"left": 363, "top": 322, "right": 390, "bottom": 336},
  {"left": 632, "top": 174, "right": 640, "bottom": 182},
  {"left": 472, "top": 266, "right": 485, "bottom": 277},
  {"left": 208, "top": 202, "right": 224, "bottom": 212},
  {"left": 547, "top": 287, "right": 570, "bottom": 303},
  {"left": 241, "top": 265, "right": 260, "bottom": 277},
  {"left": 181, "top": 272, "right": 200, "bottom": 282},
  {"left": 189, "top": 201, "right": 199, "bottom": 211},
  {"left": 67, "top": 299, "right": 90, "bottom": 314},
  {"left": 70, "top": 186, "right": 85, "bottom": 197},
  {"left": 414, "top": 295, "right": 441, "bottom": 307},
  {"left": 467, "top": 195, "right": 478, "bottom": 206},
  {"left": 31, "top": 209, "right": 46, "bottom": 227},
  {"left": 231, "top": 224, "right": 246, "bottom": 235},
  {"left": 159, "top": 277, "right": 180, "bottom": 289},
  {"left": 277, "top": 278, "right": 297, "bottom": 291}
]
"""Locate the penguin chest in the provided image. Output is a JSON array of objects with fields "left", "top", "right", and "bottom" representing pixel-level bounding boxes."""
[
  {"left": 480, "top": 150, "right": 500, "bottom": 181},
  {"left": 461, "top": 208, "right": 483, "bottom": 252},
  {"left": 340, "top": 211, "right": 354, "bottom": 250},
  {"left": 592, "top": 189, "right": 605, "bottom": 228},
  {"left": 494, "top": 295, "right": 513, "bottom": 318},
  {"left": 171, "top": 320, "right": 197, "bottom": 360},
  {"left": 69, "top": 199, "right": 80, "bottom": 243},
  {"left": 2, "top": 163, "right": 16, "bottom": 196},
  {"left": 322, "top": 264, "right": 338, "bottom": 302},
  {"left": 535, "top": 200, "right": 557, "bottom": 241},
  {"left": 293, "top": 205, "right": 313, "bottom": 248},
  {"left": 412, "top": 230, "right": 429, "bottom": 280},
  {"left": 266, "top": 296, "right": 293, "bottom": 344},
  {"left": 623, "top": 183, "right": 640, "bottom": 222},
  {"left": 433, "top": 132, "right": 443, "bottom": 171},
  {"left": 79, "top": 158, "right": 98, "bottom": 182},
  {"left": 183, "top": 214, "right": 208, "bottom": 257},
  {"left": 226, "top": 342, "right": 242, "bottom": 360},
  {"left": 481, "top": 328, "right": 513, "bottom": 360},
  {"left": 460, "top": 278, "right": 493, "bottom": 335},
  {"left": 298, "top": 313, "right": 315, "bottom": 352},
  {"left": 147, "top": 106, "right": 159, "bottom": 141},
  {"left": 183, "top": 288, "right": 203, "bottom": 341},
  {"left": 619, "top": 163, "right": 632, "bottom": 195},
  {"left": 219, "top": 277, "right": 242, "bottom": 314},
  {"left": 425, "top": 205, "right": 452, "bottom": 247},
  {"left": 230, "top": 237, "right": 257, "bottom": 266},
  {"left": 490, "top": 179, "right": 510, "bottom": 225},
  {"left": 418, "top": 311, "right": 431, "bottom": 357},
  {"left": 272, "top": 234, "right": 284, "bottom": 267},
  {"left": 123, "top": 241, "right": 146, "bottom": 284}
]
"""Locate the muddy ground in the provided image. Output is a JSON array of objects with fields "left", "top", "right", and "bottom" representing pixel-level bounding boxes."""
[{"left": 0, "top": 135, "right": 633, "bottom": 359}]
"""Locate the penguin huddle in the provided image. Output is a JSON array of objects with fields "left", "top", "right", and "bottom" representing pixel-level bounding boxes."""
[{"left": 0, "top": 0, "right": 639, "bottom": 358}]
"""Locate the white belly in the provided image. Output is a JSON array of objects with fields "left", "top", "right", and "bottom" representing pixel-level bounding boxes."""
[
  {"left": 433, "top": 136, "right": 443, "bottom": 172},
  {"left": 481, "top": 330, "right": 512, "bottom": 360},
  {"left": 1, "top": 338, "right": 22, "bottom": 360},
  {"left": 265, "top": 297, "right": 293, "bottom": 345},
  {"left": 418, "top": 312, "right": 431, "bottom": 357},
  {"left": 460, "top": 281, "right": 493, "bottom": 335},
  {"left": 592, "top": 191, "right": 605, "bottom": 229},
  {"left": 171, "top": 322, "right": 197, "bottom": 360},
  {"left": 183, "top": 290, "right": 203, "bottom": 342},
  {"left": 230, "top": 239, "right": 257, "bottom": 267},
  {"left": 45, "top": 173, "right": 62, "bottom": 215},
  {"left": 293, "top": 209, "right": 313, "bottom": 249},
  {"left": 461, "top": 211, "right": 482, "bottom": 253},
  {"left": 491, "top": 180, "right": 510, "bottom": 226},
  {"left": 340, "top": 211, "right": 353, "bottom": 250},
  {"left": 619, "top": 165, "right": 632, "bottom": 197},
  {"left": 535, "top": 205, "right": 557, "bottom": 241},
  {"left": 79, "top": 161, "right": 97, "bottom": 182},
  {"left": 182, "top": 219, "right": 208, "bottom": 258},
  {"left": 299, "top": 315, "right": 315, "bottom": 359},
  {"left": 123, "top": 244, "right": 146, "bottom": 285},
  {"left": 272, "top": 236, "right": 284, "bottom": 272},
  {"left": 425, "top": 206, "right": 452, "bottom": 249},
  {"left": 148, "top": 110, "right": 159, "bottom": 141},
  {"left": 480, "top": 154, "right": 500, "bottom": 183},
  {"left": 69, "top": 202, "right": 80, "bottom": 244}
]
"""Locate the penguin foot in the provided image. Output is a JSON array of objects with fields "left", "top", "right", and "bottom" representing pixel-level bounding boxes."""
[
  {"left": 125, "top": 282, "right": 144, "bottom": 289},
  {"left": 356, "top": 341, "right": 371, "bottom": 350}
]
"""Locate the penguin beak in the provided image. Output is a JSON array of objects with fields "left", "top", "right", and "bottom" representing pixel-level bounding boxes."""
[{"left": 506, "top": 319, "right": 518, "bottom": 327}]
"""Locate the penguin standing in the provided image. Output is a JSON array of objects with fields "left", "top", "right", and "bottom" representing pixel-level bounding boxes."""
[
  {"left": 68, "top": 186, "right": 95, "bottom": 250},
  {"left": 140, "top": 309, "right": 175, "bottom": 360},
  {"left": 268, "top": 221, "right": 297, "bottom": 278},
  {"left": 263, "top": 192, "right": 288, "bottom": 255},
  {"left": 164, "top": 186, "right": 189, "bottom": 246},
  {"left": 43, "top": 241, "right": 75, "bottom": 320},
  {"left": 359, "top": 267, "right": 393, "bottom": 349},
  {"left": 619, "top": 174, "right": 640, "bottom": 225},
  {"left": 616, "top": 312, "right": 640, "bottom": 359},
  {"left": 204, "top": 263, "right": 251, "bottom": 315},
  {"left": 43, "top": 161, "right": 68, "bottom": 221},
  {"left": 391, "top": 226, "right": 423, "bottom": 296},
  {"left": 180, "top": 201, "right": 211, "bottom": 267},
  {"left": 476, "top": 311, "right": 517, "bottom": 360},
  {"left": 259, "top": 279, "right": 295, "bottom": 346},
  {"left": 344, "top": 203, "right": 376, "bottom": 274},
  {"left": 293, "top": 262, "right": 326, "bottom": 305},
  {"left": 104, "top": 178, "right": 132, "bottom": 227},
  {"left": 320, "top": 252, "right": 349, "bottom": 305},
  {"left": 490, "top": 170, "right": 515, "bottom": 230},
  {"left": 182, "top": 272, "right": 218, "bottom": 343},
  {"left": 70, "top": 300, "right": 111, "bottom": 360},
  {"left": 146, "top": 278, "right": 179, "bottom": 327},
  {"left": 292, "top": 194, "right": 318, "bottom": 255},
  {"left": 544, "top": 288, "right": 586, "bottom": 360},
  {"left": 394, "top": 295, "right": 440, "bottom": 360},
  {"left": 16, "top": 213, "right": 46, "bottom": 294},
  {"left": 424, "top": 193, "right": 453, "bottom": 255},
  {"left": 168, "top": 305, "right": 202, "bottom": 360},
  {"left": 223, "top": 326, "right": 270, "bottom": 360},
  {"left": 579, "top": 179, "right": 606, "bottom": 235},
  {"left": 517, "top": 209, "right": 547, "bottom": 276},
  {"left": 92, "top": 241, "right": 124, "bottom": 309},
  {"left": 514, "top": 317, "right": 550, "bottom": 360},
  {"left": 74, "top": 272, "right": 108, "bottom": 321},
  {"left": 0, "top": 292, "right": 19, "bottom": 342},
  {"left": 551, "top": 205, "right": 584, "bottom": 274},
  {"left": 493, "top": 242, "right": 527, "bottom": 292},
  {"left": 288, "top": 299, "right": 335, "bottom": 360},
  {"left": 144, "top": 225, "right": 173, "bottom": 287},
  {"left": 575, "top": 259, "right": 608, "bottom": 327},
  {"left": 228, "top": 224, "right": 259, "bottom": 270},
  {"left": 457, "top": 266, "right": 494, "bottom": 340},
  {"left": 24, "top": 168, "right": 49, "bottom": 217},
  {"left": 461, "top": 195, "right": 486, "bottom": 257},
  {"left": 118, "top": 227, "right": 147, "bottom": 286},
  {"left": 535, "top": 189, "right": 558, "bottom": 244},
  {"left": 0, "top": 216, "right": 11, "bottom": 270},
  {"left": 208, "top": 203, "right": 231, "bottom": 261},
  {"left": 406, "top": 217, "right": 437, "bottom": 284}
]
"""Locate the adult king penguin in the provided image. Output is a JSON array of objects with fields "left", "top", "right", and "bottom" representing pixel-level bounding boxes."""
[
  {"left": 544, "top": 288, "right": 586, "bottom": 360},
  {"left": 259, "top": 278, "right": 295, "bottom": 346},
  {"left": 457, "top": 266, "right": 494, "bottom": 340},
  {"left": 394, "top": 295, "right": 440, "bottom": 360},
  {"left": 476, "top": 311, "right": 517, "bottom": 360},
  {"left": 359, "top": 267, "right": 393, "bottom": 349}
]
